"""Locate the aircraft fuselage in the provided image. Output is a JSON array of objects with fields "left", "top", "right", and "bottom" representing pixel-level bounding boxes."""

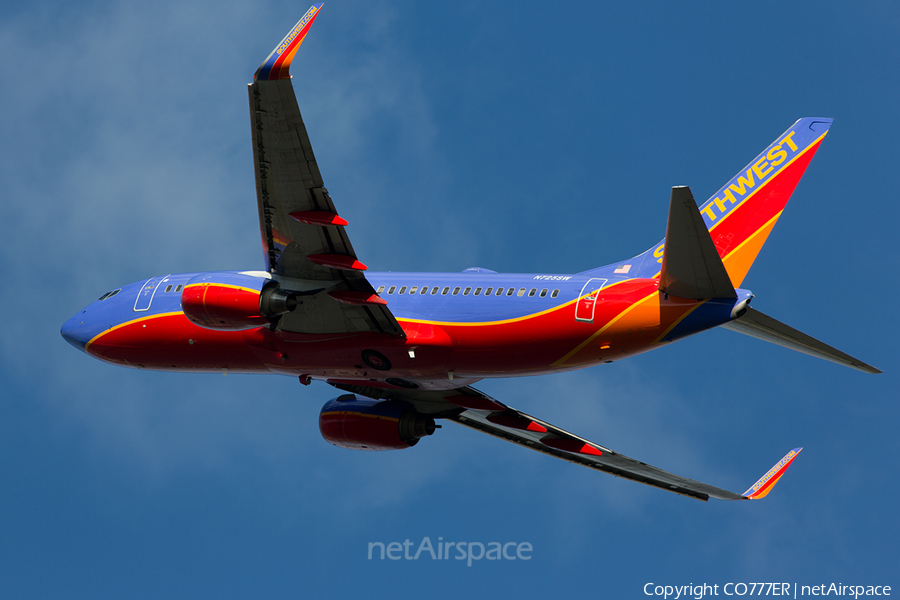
[{"left": 62, "top": 269, "right": 747, "bottom": 390}]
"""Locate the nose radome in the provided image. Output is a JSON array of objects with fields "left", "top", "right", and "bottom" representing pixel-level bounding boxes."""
[{"left": 61, "top": 313, "right": 89, "bottom": 351}]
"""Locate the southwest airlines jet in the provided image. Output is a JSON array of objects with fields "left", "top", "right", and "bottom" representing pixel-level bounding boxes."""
[{"left": 61, "top": 5, "right": 880, "bottom": 501}]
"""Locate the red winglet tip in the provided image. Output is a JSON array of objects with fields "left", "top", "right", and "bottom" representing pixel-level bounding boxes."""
[{"left": 742, "top": 448, "right": 802, "bottom": 499}]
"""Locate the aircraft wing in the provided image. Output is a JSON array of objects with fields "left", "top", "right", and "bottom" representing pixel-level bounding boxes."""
[
  {"left": 249, "top": 5, "right": 402, "bottom": 336},
  {"left": 331, "top": 383, "right": 801, "bottom": 501}
]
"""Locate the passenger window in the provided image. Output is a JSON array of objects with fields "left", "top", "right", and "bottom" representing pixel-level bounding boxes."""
[
  {"left": 540, "top": 288, "right": 548, "bottom": 297},
  {"left": 388, "top": 286, "right": 396, "bottom": 294},
  {"left": 377, "top": 285, "right": 385, "bottom": 294},
  {"left": 463, "top": 287, "right": 472, "bottom": 295},
  {"left": 528, "top": 288, "right": 536, "bottom": 297},
  {"left": 495, "top": 288, "right": 504, "bottom": 296},
  {"left": 474, "top": 287, "right": 482, "bottom": 295},
  {"left": 507, "top": 288, "right": 515, "bottom": 296},
  {"left": 421, "top": 286, "right": 429, "bottom": 295},
  {"left": 517, "top": 288, "right": 525, "bottom": 297},
  {"left": 431, "top": 287, "right": 439, "bottom": 295},
  {"left": 551, "top": 289, "right": 559, "bottom": 298},
  {"left": 410, "top": 286, "right": 418, "bottom": 294},
  {"left": 400, "top": 286, "right": 407, "bottom": 294},
  {"left": 165, "top": 285, "right": 173, "bottom": 293},
  {"left": 174, "top": 285, "right": 182, "bottom": 293},
  {"left": 452, "top": 287, "right": 460, "bottom": 295},
  {"left": 442, "top": 287, "right": 450, "bottom": 295},
  {"left": 485, "top": 287, "right": 493, "bottom": 296}
]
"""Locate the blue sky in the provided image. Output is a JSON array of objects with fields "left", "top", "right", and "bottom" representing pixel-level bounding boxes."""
[{"left": 1, "top": 0, "right": 897, "bottom": 597}]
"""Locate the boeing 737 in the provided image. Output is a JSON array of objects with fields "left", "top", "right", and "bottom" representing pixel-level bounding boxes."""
[{"left": 60, "top": 4, "right": 880, "bottom": 501}]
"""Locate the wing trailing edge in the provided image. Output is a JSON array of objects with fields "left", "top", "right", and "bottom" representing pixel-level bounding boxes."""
[{"left": 721, "top": 307, "right": 881, "bottom": 374}]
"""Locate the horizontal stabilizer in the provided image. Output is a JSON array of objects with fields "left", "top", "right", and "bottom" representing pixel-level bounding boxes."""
[
  {"left": 659, "top": 186, "right": 737, "bottom": 299},
  {"left": 721, "top": 307, "right": 881, "bottom": 374}
]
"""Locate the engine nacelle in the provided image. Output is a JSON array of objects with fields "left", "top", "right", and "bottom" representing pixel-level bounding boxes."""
[
  {"left": 181, "top": 272, "right": 296, "bottom": 331},
  {"left": 319, "top": 394, "right": 436, "bottom": 451}
]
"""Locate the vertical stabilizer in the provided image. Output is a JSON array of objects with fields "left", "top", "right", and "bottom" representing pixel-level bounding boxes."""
[{"left": 621, "top": 118, "right": 833, "bottom": 285}]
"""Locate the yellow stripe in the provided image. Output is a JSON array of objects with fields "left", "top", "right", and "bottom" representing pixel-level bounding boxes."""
[
  {"left": 551, "top": 291, "right": 658, "bottom": 367},
  {"left": 707, "top": 129, "right": 828, "bottom": 235},
  {"left": 748, "top": 472, "right": 784, "bottom": 499},
  {"left": 85, "top": 311, "right": 184, "bottom": 351},
  {"left": 646, "top": 129, "right": 829, "bottom": 280}
]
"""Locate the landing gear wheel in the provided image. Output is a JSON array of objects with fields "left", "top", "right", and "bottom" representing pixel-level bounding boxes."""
[{"left": 361, "top": 349, "right": 391, "bottom": 371}]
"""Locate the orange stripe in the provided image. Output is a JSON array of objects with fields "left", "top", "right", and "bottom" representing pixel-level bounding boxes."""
[{"left": 551, "top": 291, "right": 659, "bottom": 367}]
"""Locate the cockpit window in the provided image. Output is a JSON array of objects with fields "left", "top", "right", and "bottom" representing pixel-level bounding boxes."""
[{"left": 98, "top": 289, "right": 121, "bottom": 301}]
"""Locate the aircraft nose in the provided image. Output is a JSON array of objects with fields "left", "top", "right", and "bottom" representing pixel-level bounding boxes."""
[{"left": 61, "top": 312, "right": 90, "bottom": 351}]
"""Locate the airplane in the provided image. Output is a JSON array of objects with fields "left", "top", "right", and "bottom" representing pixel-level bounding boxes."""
[{"left": 60, "top": 4, "right": 880, "bottom": 502}]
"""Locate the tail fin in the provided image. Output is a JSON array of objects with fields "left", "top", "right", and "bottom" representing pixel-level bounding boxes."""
[{"left": 627, "top": 118, "right": 833, "bottom": 284}]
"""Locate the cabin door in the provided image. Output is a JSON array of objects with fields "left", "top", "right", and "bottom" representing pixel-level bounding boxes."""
[
  {"left": 133, "top": 275, "right": 169, "bottom": 312},
  {"left": 574, "top": 278, "right": 608, "bottom": 322}
]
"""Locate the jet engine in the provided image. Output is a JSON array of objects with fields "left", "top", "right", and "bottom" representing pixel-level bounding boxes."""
[
  {"left": 181, "top": 273, "right": 296, "bottom": 331},
  {"left": 319, "top": 394, "right": 437, "bottom": 451}
]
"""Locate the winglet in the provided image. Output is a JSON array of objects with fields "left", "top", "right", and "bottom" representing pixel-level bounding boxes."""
[
  {"left": 254, "top": 4, "right": 323, "bottom": 82},
  {"left": 742, "top": 448, "right": 802, "bottom": 499}
]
